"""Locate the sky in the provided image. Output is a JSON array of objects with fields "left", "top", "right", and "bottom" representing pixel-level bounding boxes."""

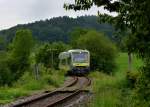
[{"left": 0, "top": 0, "right": 117, "bottom": 30}]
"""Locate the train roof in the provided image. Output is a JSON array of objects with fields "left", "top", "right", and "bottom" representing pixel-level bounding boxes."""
[
  {"left": 59, "top": 52, "right": 70, "bottom": 59},
  {"left": 68, "top": 49, "right": 89, "bottom": 53},
  {"left": 59, "top": 49, "right": 89, "bottom": 59}
]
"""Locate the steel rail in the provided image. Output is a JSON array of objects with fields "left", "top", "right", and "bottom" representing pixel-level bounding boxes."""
[
  {"left": 10, "top": 76, "right": 91, "bottom": 107},
  {"left": 46, "top": 90, "right": 82, "bottom": 107},
  {"left": 46, "top": 76, "right": 91, "bottom": 107},
  {"left": 11, "top": 76, "right": 78, "bottom": 107}
]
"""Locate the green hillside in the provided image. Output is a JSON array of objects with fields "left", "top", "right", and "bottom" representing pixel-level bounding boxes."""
[{"left": 0, "top": 16, "right": 114, "bottom": 43}]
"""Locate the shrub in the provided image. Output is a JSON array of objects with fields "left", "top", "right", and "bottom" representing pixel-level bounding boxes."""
[
  {"left": 35, "top": 42, "right": 71, "bottom": 70},
  {"left": 126, "top": 71, "right": 139, "bottom": 88},
  {"left": 8, "top": 29, "right": 34, "bottom": 81},
  {"left": 0, "top": 61, "right": 12, "bottom": 86},
  {"left": 72, "top": 29, "right": 117, "bottom": 73},
  {"left": 0, "top": 52, "right": 13, "bottom": 86}
]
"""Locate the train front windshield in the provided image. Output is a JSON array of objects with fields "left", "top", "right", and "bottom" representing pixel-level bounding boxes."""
[{"left": 72, "top": 52, "right": 88, "bottom": 63}]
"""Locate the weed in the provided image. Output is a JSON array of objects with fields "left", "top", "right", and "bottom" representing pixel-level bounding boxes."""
[{"left": 89, "top": 53, "right": 142, "bottom": 107}]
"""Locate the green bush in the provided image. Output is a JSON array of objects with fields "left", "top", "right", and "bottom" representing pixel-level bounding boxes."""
[
  {"left": 0, "top": 61, "right": 12, "bottom": 86},
  {"left": 7, "top": 29, "right": 34, "bottom": 82},
  {"left": 72, "top": 29, "right": 117, "bottom": 73},
  {"left": 0, "top": 52, "right": 13, "bottom": 86},
  {"left": 126, "top": 71, "right": 139, "bottom": 88},
  {"left": 35, "top": 42, "right": 71, "bottom": 70},
  {"left": 0, "top": 29, "right": 34, "bottom": 86}
]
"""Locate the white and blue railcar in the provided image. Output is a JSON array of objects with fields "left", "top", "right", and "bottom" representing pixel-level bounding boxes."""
[{"left": 59, "top": 49, "right": 90, "bottom": 75}]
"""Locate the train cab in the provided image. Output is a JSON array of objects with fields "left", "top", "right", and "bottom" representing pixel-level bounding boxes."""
[{"left": 59, "top": 49, "right": 90, "bottom": 75}]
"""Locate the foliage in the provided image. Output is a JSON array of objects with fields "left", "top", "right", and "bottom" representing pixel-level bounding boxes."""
[
  {"left": 65, "top": 0, "right": 150, "bottom": 105},
  {"left": 7, "top": 29, "right": 34, "bottom": 81},
  {"left": 89, "top": 53, "right": 142, "bottom": 107},
  {"left": 35, "top": 43, "right": 51, "bottom": 69},
  {"left": 89, "top": 72, "right": 126, "bottom": 107},
  {"left": 50, "top": 42, "right": 71, "bottom": 69},
  {"left": 0, "top": 69, "right": 65, "bottom": 105},
  {"left": 71, "top": 29, "right": 117, "bottom": 73},
  {"left": 0, "top": 16, "right": 114, "bottom": 43},
  {"left": 69, "top": 27, "right": 88, "bottom": 47},
  {"left": 112, "top": 30, "right": 130, "bottom": 51},
  {"left": 0, "top": 52, "right": 13, "bottom": 86},
  {"left": 126, "top": 71, "right": 139, "bottom": 88},
  {"left": 0, "top": 36, "right": 6, "bottom": 50},
  {"left": 35, "top": 42, "right": 71, "bottom": 70}
]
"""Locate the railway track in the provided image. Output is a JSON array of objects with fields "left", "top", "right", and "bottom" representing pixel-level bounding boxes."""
[{"left": 8, "top": 76, "right": 91, "bottom": 107}]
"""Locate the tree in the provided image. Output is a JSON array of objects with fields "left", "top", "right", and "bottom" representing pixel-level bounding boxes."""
[
  {"left": 35, "top": 42, "right": 71, "bottom": 70},
  {"left": 64, "top": 0, "right": 150, "bottom": 105},
  {"left": 71, "top": 29, "right": 117, "bottom": 73},
  {"left": 69, "top": 27, "right": 88, "bottom": 47},
  {"left": 0, "top": 16, "right": 114, "bottom": 43},
  {"left": 35, "top": 43, "right": 51, "bottom": 69},
  {"left": 0, "top": 36, "right": 6, "bottom": 50},
  {"left": 50, "top": 42, "right": 71, "bottom": 69},
  {"left": 0, "top": 51, "right": 12, "bottom": 86},
  {"left": 8, "top": 29, "right": 34, "bottom": 81},
  {"left": 114, "top": 31, "right": 133, "bottom": 72}
]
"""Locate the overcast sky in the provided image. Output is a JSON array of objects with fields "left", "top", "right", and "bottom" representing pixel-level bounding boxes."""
[{"left": 0, "top": 0, "right": 117, "bottom": 30}]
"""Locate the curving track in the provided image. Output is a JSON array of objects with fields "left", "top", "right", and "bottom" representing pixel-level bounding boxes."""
[{"left": 8, "top": 76, "right": 91, "bottom": 107}]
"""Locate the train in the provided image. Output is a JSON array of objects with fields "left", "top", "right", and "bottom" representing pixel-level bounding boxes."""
[{"left": 58, "top": 49, "right": 90, "bottom": 75}]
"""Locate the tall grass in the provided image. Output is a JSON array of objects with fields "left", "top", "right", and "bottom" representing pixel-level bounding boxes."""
[
  {"left": 0, "top": 70, "right": 65, "bottom": 104},
  {"left": 89, "top": 53, "right": 142, "bottom": 107}
]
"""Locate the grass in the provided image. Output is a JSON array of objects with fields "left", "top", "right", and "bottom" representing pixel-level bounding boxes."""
[
  {"left": 116, "top": 53, "right": 142, "bottom": 72},
  {"left": 89, "top": 52, "right": 143, "bottom": 107},
  {"left": 0, "top": 69, "right": 65, "bottom": 105}
]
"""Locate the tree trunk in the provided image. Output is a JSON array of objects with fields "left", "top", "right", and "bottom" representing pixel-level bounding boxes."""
[
  {"left": 34, "top": 64, "right": 40, "bottom": 80},
  {"left": 128, "top": 52, "right": 132, "bottom": 72}
]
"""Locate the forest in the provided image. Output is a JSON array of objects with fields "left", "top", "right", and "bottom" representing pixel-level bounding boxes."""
[{"left": 0, "top": 16, "right": 114, "bottom": 44}]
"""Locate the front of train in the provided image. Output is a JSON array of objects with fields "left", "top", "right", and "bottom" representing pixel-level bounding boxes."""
[{"left": 69, "top": 49, "right": 90, "bottom": 75}]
